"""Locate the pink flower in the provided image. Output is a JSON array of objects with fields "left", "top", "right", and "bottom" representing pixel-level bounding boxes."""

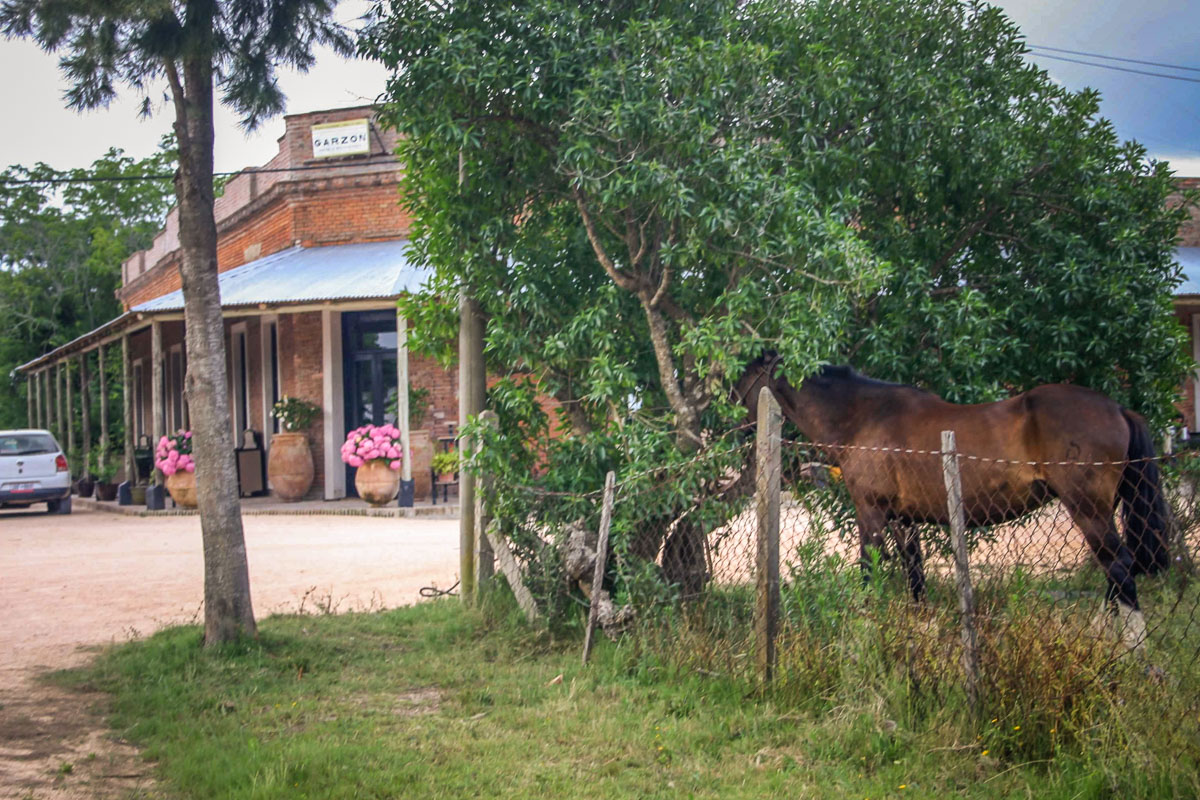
[
  {"left": 167, "top": 449, "right": 179, "bottom": 464},
  {"left": 161, "top": 463, "right": 177, "bottom": 476},
  {"left": 184, "top": 431, "right": 193, "bottom": 439},
  {"left": 159, "top": 435, "right": 170, "bottom": 448},
  {"left": 389, "top": 459, "right": 401, "bottom": 470},
  {"left": 184, "top": 462, "right": 195, "bottom": 473},
  {"left": 347, "top": 455, "right": 363, "bottom": 467}
]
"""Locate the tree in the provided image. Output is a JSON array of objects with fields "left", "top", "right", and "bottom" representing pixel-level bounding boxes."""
[
  {"left": 0, "top": 140, "right": 177, "bottom": 430},
  {"left": 364, "top": 0, "right": 1192, "bottom": 597},
  {"left": 3, "top": 0, "right": 352, "bottom": 644}
]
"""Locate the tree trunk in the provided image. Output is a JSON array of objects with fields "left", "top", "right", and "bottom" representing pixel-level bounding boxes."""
[{"left": 168, "top": 49, "right": 256, "bottom": 644}]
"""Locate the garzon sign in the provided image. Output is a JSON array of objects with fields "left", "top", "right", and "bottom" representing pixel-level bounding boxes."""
[{"left": 311, "top": 119, "right": 371, "bottom": 159}]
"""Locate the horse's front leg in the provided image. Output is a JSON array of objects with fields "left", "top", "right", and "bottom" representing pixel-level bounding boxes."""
[
  {"left": 893, "top": 523, "right": 927, "bottom": 602},
  {"left": 857, "top": 505, "right": 889, "bottom": 586}
]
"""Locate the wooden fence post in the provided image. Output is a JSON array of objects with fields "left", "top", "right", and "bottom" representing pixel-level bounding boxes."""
[
  {"left": 583, "top": 470, "right": 616, "bottom": 665},
  {"left": 941, "top": 430, "right": 980, "bottom": 714},
  {"left": 474, "top": 410, "right": 497, "bottom": 592},
  {"left": 756, "top": 386, "right": 782, "bottom": 685}
]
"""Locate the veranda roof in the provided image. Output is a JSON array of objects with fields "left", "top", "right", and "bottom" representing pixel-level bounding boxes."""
[
  {"left": 15, "top": 240, "right": 428, "bottom": 374},
  {"left": 132, "top": 240, "right": 428, "bottom": 312}
]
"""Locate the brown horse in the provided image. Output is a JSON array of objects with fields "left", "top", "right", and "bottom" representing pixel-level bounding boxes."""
[{"left": 734, "top": 354, "right": 1170, "bottom": 633}]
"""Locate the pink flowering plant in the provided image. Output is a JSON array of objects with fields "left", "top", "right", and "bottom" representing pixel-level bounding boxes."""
[
  {"left": 340, "top": 424, "right": 404, "bottom": 470},
  {"left": 155, "top": 430, "right": 195, "bottom": 475}
]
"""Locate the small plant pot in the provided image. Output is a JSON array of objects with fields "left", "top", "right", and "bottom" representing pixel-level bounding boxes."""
[
  {"left": 355, "top": 459, "right": 399, "bottom": 508},
  {"left": 95, "top": 482, "right": 119, "bottom": 502},
  {"left": 75, "top": 478, "right": 95, "bottom": 498},
  {"left": 130, "top": 485, "right": 147, "bottom": 505},
  {"left": 165, "top": 471, "right": 198, "bottom": 509},
  {"left": 268, "top": 432, "right": 314, "bottom": 502}
]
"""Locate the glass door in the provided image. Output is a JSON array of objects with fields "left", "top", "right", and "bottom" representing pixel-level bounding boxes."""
[{"left": 342, "top": 311, "right": 399, "bottom": 496}]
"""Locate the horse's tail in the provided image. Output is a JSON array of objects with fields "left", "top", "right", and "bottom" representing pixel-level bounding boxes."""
[{"left": 1118, "top": 409, "right": 1171, "bottom": 576}]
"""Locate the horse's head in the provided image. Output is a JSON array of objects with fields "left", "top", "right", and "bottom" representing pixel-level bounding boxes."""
[{"left": 731, "top": 352, "right": 783, "bottom": 420}]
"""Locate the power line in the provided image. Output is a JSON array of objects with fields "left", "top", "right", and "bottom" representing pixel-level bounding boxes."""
[
  {"left": 1028, "top": 52, "right": 1200, "bottom": 85},
  {"left": 1029, "top": 44, "right": 1200, "bottom": 75},
  {"left": 0, "top": 159, "right": 399, "bottom": 186}
]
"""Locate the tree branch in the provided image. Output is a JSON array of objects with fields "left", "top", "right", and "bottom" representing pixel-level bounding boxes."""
[{"left": 573, "top": 188, "right": 641, "bottom": 293}]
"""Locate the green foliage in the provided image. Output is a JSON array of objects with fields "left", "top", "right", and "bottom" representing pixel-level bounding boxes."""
[
  {"left": 0, "top": 138, "right": 178, "bottom": 429},
  {"left": 271, "top": 395, "right": 322, "bottom": 432},
  {"left": 0, "top": 1, "right": 353, "bottom": 130},
  {"left": 430, "top": 449, "right": 459, "bottom": 476},
  {"left": 366, "top": 0, "right": 1195, "bottom": 627},
  {"left": 365, "top": 0, "right": 1191, "bottom": 437},
  {"left": 89, "top": 442, "right": 119, "bottom": 483}
]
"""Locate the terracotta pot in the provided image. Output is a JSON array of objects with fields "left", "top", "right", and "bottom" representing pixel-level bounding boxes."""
[
  {"left": 355, "top": 459, "right": 399, "bottom": 507},
  {"left": 268, "top": 432, "right": 314, "bottom": 502},
  {"left": 165, "top": 470, "right": 198, "bottom": 509}
]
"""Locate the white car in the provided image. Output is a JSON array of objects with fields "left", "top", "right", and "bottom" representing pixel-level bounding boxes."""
[{"left": 0, "top": 429, "right": 72, "bottom": 513}]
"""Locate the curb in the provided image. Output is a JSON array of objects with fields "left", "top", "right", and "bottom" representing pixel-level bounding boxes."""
[{"left": 73, "top": 497, "right": 460, "bottom": 520}]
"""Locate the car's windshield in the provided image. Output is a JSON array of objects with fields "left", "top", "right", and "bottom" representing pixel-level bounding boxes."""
[{"left": 0, "top": 433, "right": 59, "bottom": 456}]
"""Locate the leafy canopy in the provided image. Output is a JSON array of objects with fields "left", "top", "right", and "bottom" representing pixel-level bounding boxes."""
[
  {"left": 0, "top": 140, "right": 177, "bottom": 428},
  {"left": 366, "top": 0, "right": 1191, "bottom": 464}
]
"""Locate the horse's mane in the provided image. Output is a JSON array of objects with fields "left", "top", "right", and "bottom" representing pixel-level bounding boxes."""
[
  {"left": 815, "top": 364, "right": 928, "bottom": 394},
  {"left": 743, "top": 353, "right": 931, "bottom": 396}
]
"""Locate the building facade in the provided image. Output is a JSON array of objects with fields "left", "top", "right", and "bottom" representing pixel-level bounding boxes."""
[{"left": 19, "top": 106, "right": 456, "bottom": 502}]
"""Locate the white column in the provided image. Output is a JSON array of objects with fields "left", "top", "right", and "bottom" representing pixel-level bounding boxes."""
[
  {"left": 397, "top": 310, "right": 412, "bottom": 482},
  {"left": 321, "top": 309, "right": 346, "bottom": 499}
]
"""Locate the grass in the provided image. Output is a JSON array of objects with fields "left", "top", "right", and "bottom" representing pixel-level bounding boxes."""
[{"left": 54, "top": 576, "right": 1199, "bottom": 800}]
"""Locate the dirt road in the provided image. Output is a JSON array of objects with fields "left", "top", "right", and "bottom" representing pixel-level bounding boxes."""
[{"left": 0, "top": 507, "right": 460, "bottom": 798}]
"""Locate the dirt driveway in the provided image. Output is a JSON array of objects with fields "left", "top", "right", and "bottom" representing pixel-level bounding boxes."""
[{"left": 0, "top": 507, "right": 460, "bottom": 799}]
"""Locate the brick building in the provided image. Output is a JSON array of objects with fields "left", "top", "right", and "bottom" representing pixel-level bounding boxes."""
[
  {"left": 1173, "top": 177, "right": 1200, "bottom": 432},
  {"left": 18, "top": 106, "right": 457, "bottom": 502}
]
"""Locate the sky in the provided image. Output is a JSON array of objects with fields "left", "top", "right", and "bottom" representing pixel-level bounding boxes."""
[{"left": 0, "top": 1, "right": 1198, "bottom": 176}]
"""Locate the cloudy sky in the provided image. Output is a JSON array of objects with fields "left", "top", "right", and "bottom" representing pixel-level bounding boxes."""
[{"left": 0, "top": 0, "right": 1198, "bottom": 175}]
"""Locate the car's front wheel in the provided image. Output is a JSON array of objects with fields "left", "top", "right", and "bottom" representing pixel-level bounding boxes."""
[{"left": 46, "top": 497, "right": 71, "bottom": 514}]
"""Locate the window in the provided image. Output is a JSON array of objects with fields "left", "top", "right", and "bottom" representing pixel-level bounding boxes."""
[
  {"left": 132, "top": 360, "right": 145, "bottom": 441},
  {"left": 169, "top": 345, "right": 185, "bottom": 432},
  {"left": 230, "top": 326, "right": 249, "bottom": 436},
  {"left": 263, "top": 320, "right": 281, "bottom": 433}
]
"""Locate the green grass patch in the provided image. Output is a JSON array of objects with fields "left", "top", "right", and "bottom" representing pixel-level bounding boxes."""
[{"left": 55, "top": 580, "right": 1199, "bottom": 800}]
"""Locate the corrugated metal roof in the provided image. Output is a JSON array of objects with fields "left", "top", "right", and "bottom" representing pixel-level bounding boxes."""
[
  {"left": 1176, "top": 247, "right": 1200, "bottom": 295},
  {"left": 132, "top": 240, "right": 429, "bottom": 312}
]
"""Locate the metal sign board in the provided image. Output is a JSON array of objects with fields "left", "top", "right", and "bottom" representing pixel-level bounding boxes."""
[{"left": 311, "top": 118, "right": 371, "bottom": 159}]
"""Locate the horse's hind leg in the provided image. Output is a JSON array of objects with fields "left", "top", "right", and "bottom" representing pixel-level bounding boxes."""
[
  {"left": 892, "top": 523, "right": 927, "bottom": 601},
  {"left": 857, "top": 506, "right": 889, "bottom": 586},
  {"left": 1071, "top": 508, "right": 1146, "bottom": 649}
]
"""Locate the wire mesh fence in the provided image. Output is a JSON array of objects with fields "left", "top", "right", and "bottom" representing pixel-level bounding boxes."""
[{"left": 476, "top": 417, "right": 1200, "bottom": 773}]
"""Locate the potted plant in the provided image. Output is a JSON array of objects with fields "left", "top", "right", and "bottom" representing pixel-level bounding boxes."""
[
  {"left": 71, "top": 447, "right": 95, "bottom": 498},
  {"left": 341, "top": 424, "right": 404, "bottom": 507},
  {"left": 155, "top": 430, "right": 197, "bottom": 508},
  {"left": 92, "top": 444, "right": 120, "bottom": 502},
  {"left": 268, "top": 396, "right": 321, "bottom": 502},
  {"left": 431, "top": 449, "right": 458, "bottom": 483}
]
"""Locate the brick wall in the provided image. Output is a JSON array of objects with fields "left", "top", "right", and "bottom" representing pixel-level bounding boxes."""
[
  {"left": 1170, "top": 178, "right": 1200, "bottom": 247},
  {"left": 277, "top": 312, "right": 326, "bottom": 497},
  {"left": 118, "top": 104, "right": 407, "bottom": 311}
]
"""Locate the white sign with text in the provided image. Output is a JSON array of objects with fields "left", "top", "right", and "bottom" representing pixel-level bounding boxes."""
[{"left": 311, "top": 119, "right": 371, "bottom": 159}]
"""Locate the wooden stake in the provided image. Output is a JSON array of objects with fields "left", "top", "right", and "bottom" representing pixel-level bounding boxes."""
[
  {"left": 583, "top": 471, "right": 616, "bottom": 665},
  {"left": 474, "top": 410, "right": 497, "bottom": 590},
  {"left": 755, "top": 386, "right": 782, "bottom": 685},
  {"left": 941, "top": 430, "right": 980, "bottom": 714}
]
